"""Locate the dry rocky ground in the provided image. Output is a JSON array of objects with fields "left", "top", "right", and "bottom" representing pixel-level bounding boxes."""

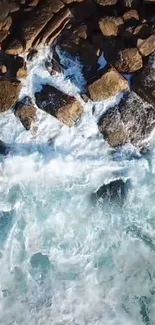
[{"left": 1, "top": 0, "right": 155, "bottom": 154}]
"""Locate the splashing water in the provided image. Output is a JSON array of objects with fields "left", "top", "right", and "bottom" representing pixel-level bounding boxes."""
[{"left": 0, "top": 47, "right": 155, "bottom": 325}]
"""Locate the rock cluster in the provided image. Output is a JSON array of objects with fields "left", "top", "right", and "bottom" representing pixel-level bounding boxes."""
[{"left": 1, "top": 0, "right": 155, "bottom": 151}]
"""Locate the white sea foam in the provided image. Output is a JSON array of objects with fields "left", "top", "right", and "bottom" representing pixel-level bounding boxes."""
[{"left": 0, "top": 47, "right": 155, "bottom": 325}]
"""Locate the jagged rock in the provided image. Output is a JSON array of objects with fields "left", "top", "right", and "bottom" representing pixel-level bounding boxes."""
[
  {"left": 57, "top": 36, "right": 98, "bottom": 79},
  {"left": 14, "top": 97, "right": 36, "bottom": 130},
  {"left": 92, "top": 179, "right": 131, "bottom": 204},
  {"left": 123, "top": 9, "right": 139, "bottom": 21},
  {"left": 114, "top": 48, "right": 143, "bottom": 73},
  {"left": 98, "top": 91, "right": 155, "bottom": 148},
  {"left": 5, "top": 39, "right": 24, "bottom": 55},
  {"left": 132, "top": 52, "right": 155, "bottom": 107},
  {"left": 95, "top": 0, "right": 118, "bottom": 5},
  {"left": 17, "top": 66, "right": 27, "bottom": 79},
  {"left": 0, "top": 80, "right": 21, "bottom": 112},
  {"left": 0, "top": 140, "right": 9, "bottom": 155},
  {"left": 20, "top": 0, "right": 64, "bottom": 52},
  {"left": 87, "top": 66, "right": 129, "bottom": 102},
  {"left": 137, "top": 34, "right": 155, "bottom": 56},
  {"left": 99, "top": 16, "right": 124, "bottom": 37},
  {"left": 35, "top": 84, "right": 83, "bottom": 126}
]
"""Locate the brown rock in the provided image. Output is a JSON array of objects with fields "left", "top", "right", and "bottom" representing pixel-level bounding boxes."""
[
  {"left": 137, "top": 34, "right": 155, "bottom": 56},
  {"left": 0, "top": 64, "right": 7, "bottom": 74},
  {"left": 38, "top": 8, "right": 71, "bottom": 45},
  {"left": 28, "top": 0, "right": 39, "bottom": 6},
  {"left": 5, "top": 39, "right": 24, "bottom": 55},
  {"left": 114, "top": 48, "right": 143, "bottom": 73},
  {"left": 35, "top": 85, "right": 83, "bottom": 126},
  {"left": 14, "top": 97, "right": 36, "bottom": 130},
  {"left": 0, "top": 0, "right": 19, "bottom": 21},
  {"left": 123, "top": 9, "right": 139, "bottom": 21},
  {"left": 98, "top": 91, "right": 155, "bottom": 148},
  {"left": 99, "top": 17, "right": 124, "bottom": 37},
  {"left": 132, "top": 52, "right": 155, "bottom": 107},
  {"left": 71, "top": 0, "right": 96, "bottom": 21},
  {"left": 17, "top": 66, "right": 27, "bottom": 79},
  {"left": 96, "top": 0, "right": 118, "bottom": 5},
  {"left": 0, "top": 16, "right": 12, "bottom": 31},
  {"left": 73, "top": 24, "right": 88, "bottom": 39},
  {"left": 102, "top": 37, "right": 125, "bottom": 63},
  {"left": 20, "top": 0, "right": 64, "bottom": 52},
  {"left": 0, "top": 81, "right": 21, "bottom": 112},
  {"left": 87, "top": 66, "right": 129, "bottom": 102},
  {"left": 62, "top": 0, "right": 84, "bottom": 3}
]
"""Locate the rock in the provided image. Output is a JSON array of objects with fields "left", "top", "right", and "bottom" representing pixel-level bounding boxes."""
[
  {"left": 35, "top": 84, "right": 83, "bottom": 126},
  {"left": 0, "top": 80, "right": 21, "bottom": 112},
  {"left": 123, "top": 9, "right": 139, "bottom": 21},
  {"left": 5, "top": 39, "right": 24, "bottom": 55},
  {"left": 73, "top": 24, "right": 88, "bottom": 39},
  {"left": 62, "top": 0, "right": 84, "bottom": 3},
  {"left": 0, "top": 30, "right": 8, "bottom": 43},
  {"left": 87, "top": 66, "right": 129, "bottom": 102},
  {"left": 114, "top": 48, "right": 143, "bottom": 73},
  {"left": 37, "top": 8, "right": 71, "bottom": 45},
  {"left": 137, "top": 34, "right": 155, "bottom": 56},
  {"left": 92, "top": 179, "right": 131, "bottom": 204},
  {"left": 102, "top": 37, "right": 125, "bottom": 63},
  {"left": 14, "top": 97, "right": 36, "bottom": 130},
  {"left": 0, "top": 0, "right": 19, "bottom": 21},
  {"left": 95, "top": 0, "right": 118, "bottom": 5},
  {"left": 17, "top": 65, "right": 27, "bottom": 79},
  {"left": 20, "top": 0, "right": 64, "bottom": 52},
  {"left": 0, "top": 140, "right": 9, "bottom": 155},
  {"left": 57, "top": 36, "right": 98, "bottom": 79},
  {"left": 0, "top": 64, "right": 7, "bottom": 74},
  {"left": 132, "top": 52, "right": 155, "bottom": 107},
  {"left": 98, "top": 91, "right": 155, "bottom": 148},
  {"left": 133, "top": 24, "right": 151, "bottom": 39},
  {"left": 99, "top": 16, "right": 124, "bottom": 37},
  {"left": 0, "top": 16, "right": 12, "bottom": 31},
  {"left": 122, "top": 0, "right": 140, "bottom": 8},
  {"left": 71, "top": 0, "right": 96, "bottom": 21},
  {"left": 27, "top": 49, "right": 38, "bottom": 61}
]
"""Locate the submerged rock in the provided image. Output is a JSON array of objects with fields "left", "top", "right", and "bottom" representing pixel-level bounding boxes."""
[
  {"left": 98, "top": 91, "right": 155, "bottom": 148},
  {"left": 87, "top": 65, "right": 129, "bottom": 102},
  {"left": 30, "top": 252, "right": 51, "bottom": 272},
  {"left": 92, "top": 178, "right": 131, "bottom": 204},
  {"left": 35, "top": 84, "right": 83, "bottom": 126}
]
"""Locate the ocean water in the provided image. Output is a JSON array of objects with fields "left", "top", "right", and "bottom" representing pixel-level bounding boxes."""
[{"left": 0, "top": 47, "right": 155, "bottom": 325}]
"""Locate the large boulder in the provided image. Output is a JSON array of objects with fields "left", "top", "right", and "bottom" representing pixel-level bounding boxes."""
[
  {"left": 98, "top": 91, "right": 155, "bottom": 148},
  {"left": 0, "top": 80, "right": 21, "bottom": 112},
  {"left": 132, "top": 52, "right": 155, "bottom": 107},
  {"left": 35, "top": 84, "right": 83, "bottom": 126},
  {"left": 14, "top": 97, "right": 36, "bottom": 130},
  {"left": 87, "top": 66, "right": 129, "bottom": 102},
  {"left": 114, "top": 48, "right": 143, "bottom": 73}
]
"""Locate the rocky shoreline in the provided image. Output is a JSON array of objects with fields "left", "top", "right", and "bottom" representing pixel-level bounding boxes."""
[{"left": 1, "top": 0, "right": 155, "bottom": 152}]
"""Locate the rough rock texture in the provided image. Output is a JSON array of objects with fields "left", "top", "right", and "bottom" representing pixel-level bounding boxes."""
[
  {"left": 114, "top": 48, "right": 143, "bottom": 73},
  {"left": 98, "top": 91, "right": 155, "bottom": 148},
  {"left": 35, "top": 84, "right": 83, "bottom": 126},
  {"left": 14, "top": 97, "right": 36, "bottom": 130},
  {"left": 137, "top": 34, "right": 155, "bottom": 56},
  {"left": 99, "top": 17, "right": 124, "bottom": 37},
  {"left": 91, "top": 178, "right": 131, "bottom": 204},
  {"left": 87, "top": 66, "right": 129, "bottom": 102},
  {"left": 95, "top": 0, "right": 118, "bottom": 5},
  {"left": 57, "top": 35, "right": 99, "bottom": 79},
  {"left": 132, "top": 53, "right": 155, "bottom": 107},
  {"left": 0, "top": 81, "right": 21, "bottom": 112},
  {"left": 123, "top": 9, "right": 139, "bottom": 21}
]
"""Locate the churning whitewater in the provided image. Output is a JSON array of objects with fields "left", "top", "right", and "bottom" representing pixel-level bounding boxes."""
[{"left": 1, "top": 47, "right": 155, "bottom": 325}]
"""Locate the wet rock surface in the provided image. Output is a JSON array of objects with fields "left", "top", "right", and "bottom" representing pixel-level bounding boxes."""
[
  {"left": 0, "top": 80, "right": 21, "bottom": 112},
  {"left": 98, "top": 91, "right": 155, "bottom": 148},
  {"left": 35, "top": 84, "right": 83, "bottom": 126},
  {"left": 14, "top": 97, "right": 36, "bottom": 130}
]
